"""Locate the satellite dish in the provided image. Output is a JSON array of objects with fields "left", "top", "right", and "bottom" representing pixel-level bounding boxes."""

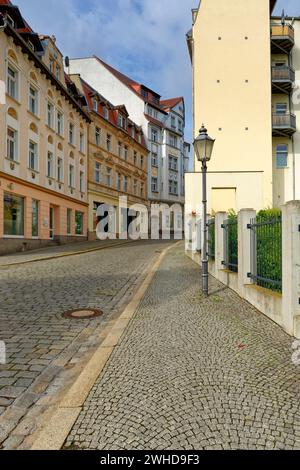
[{"left": 65, "top": 56, "right": 70, "bottom": 68}]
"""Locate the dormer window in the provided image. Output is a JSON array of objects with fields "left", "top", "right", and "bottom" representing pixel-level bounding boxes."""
[
  {"left": 152, "top": 96, "right": 159, "bottom": 105},
  {"left": 131, "top": 127, "right": 135, "bottom": 139},
  {"left": 118, "top": 113, "right": 127, "bottom": 129},
  {"left": 141, "top": 88, "right": 148, "bottom": 100},
  {"left": 103, "top": 106, "right": 109, "bottom": 120},
  {"left": 28, "top": 41, "right": 35, "bottom": 51},
  {"left": 93, "top": 99, "right": 98, "bottom": 113}
]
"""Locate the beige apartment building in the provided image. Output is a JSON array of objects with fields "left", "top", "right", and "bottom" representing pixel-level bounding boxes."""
[
  {"left": 69, "top": 75, "right": 149, "bottom": 238},
  {"left": 186, "top": 0, "right": 300, "bottom": 217},
  {"left": 0, "top": 1, "right": 90, "bottom": 254}
]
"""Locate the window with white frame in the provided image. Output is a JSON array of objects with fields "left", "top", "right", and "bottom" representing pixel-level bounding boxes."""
[
  {"left": 57, "top": 157, "right": 63, "bottom": 182},
  {"left": 57, "top": 111, "right": 63, "bottom": 135},
  {"left": 151, "top": 128, "right": 158, "bottom": 142},
  {"left": 93, "top": 99, "right": 98, "bottom": 113},
  {"left": 169, "top": 155, "right": 178, "bottom": 171},
  {"left": 171, "top": 115, "right": 176, "bottom": 129},
  {"left": 69, "top": 164, "right": 75, "bottom": 188},
  {"left": 29, "top": 140, "right": 38, "bottom": 170},
  {"left": 80, "top": 132, "right": 85, "bottom": 153},
  {"left": 47, "top": 101, "right": 54, "bottom": 129},
  {"left": 118, "top": 113, "right": 127, "bottom": 129},
  {"left": 95, "top": 162, "right": 101, "bottom": 183},
  {"left": 69, "top": 122, "right": 75, "bottom": 145},
  {"left": 131, "top": 126, "right": 135, "bottom": 139},
  {"left": 276, "top": 144, "right": 288, "bottom": 168},
  {"left": 95, "top": 127, "right": 101, "bottom": 146},
  {"left": 103, "top": 106, "right": 109, "bottom": 119},
  {"left": 117, "top": 173, "right": 122, "bottom": 191},
  {"left": 7, "top": 64, "right": 18, "bottom": 100},
  {"left": 56, "top": 66, "right": 61, "bottom": 81},
  {"left": 151, "top": 177, "right": 158, "bottom": 193},
  {"left": 169, "top": 134, "right": 177, "bottom": 148},
  {"left": 106, "top": 167, "right": 112, "bottom": 187},
  {"left": 106, "top": 134, "right": 112, "bottom": 152},
  {"left": 47, "top": 151, "right": 53, "bottom": 177},
  {"left": 124, "top": 176, "right": 129, "bottom": 193},
  {"left": 151, "top": 145, "right": 158, "bottom": 167},
  {"left": 118, "top": 141, "right": 123, "bottom": 158},
  {"left": 7, "top": 127, "right": 18, "bottom": 161},
  {"left": 29, "top": 85, "right": 38, "bottom": 115},
  {"left": 169, "top": 180, "right": 178, "bottom": 195},
  {"left": 80, "top": 171, "right": 84, "bottom": 193},
  {"left": 124, "top": 146, "right": 128, "bottom": 161}
]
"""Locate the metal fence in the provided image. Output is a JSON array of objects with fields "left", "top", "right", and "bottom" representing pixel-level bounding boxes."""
[
  {"left": 247, "top": 216, "right": 282, "bottom": 293},
  {"left": 222, "top": 217, "right": 238, "bottom": 272},
  {"left": 207, "top": 219, "right": 215, "bottom": 260}
]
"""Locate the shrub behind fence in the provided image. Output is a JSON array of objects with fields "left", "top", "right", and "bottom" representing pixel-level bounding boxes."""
[{"left": 222, "top": 216, "right": 238, "bottom": 273}]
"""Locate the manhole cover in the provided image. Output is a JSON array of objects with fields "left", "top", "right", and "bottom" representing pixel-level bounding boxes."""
[{"left": 62, "top": 308, "right": 103, "bottom": 319}]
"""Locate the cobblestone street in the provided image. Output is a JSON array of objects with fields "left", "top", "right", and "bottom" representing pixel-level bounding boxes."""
[
  {"left": 0, "top": 240, "right": 172, "bottom": 448},
  {"left": 65, "top": 244, "right": 300, "bottom": 450}
]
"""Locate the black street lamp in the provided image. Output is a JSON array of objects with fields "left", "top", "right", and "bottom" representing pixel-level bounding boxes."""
[{"left": 193, "top": 125, "right": 215, "bottom": 297}]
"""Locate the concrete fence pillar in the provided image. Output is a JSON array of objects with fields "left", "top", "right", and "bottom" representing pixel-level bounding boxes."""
[
  {"left": 215, "top": 212, "right": 227, "bottom": 280},
  {"left": 282, "top": 201, "right": 300, "bottom": 339},
  {"left": 238, "top": 209, "right": 256, "bottom": 297}
]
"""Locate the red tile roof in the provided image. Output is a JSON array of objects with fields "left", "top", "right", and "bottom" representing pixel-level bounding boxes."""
[{"left": 160, "top": 97, "right": 183, "bottom": 110}]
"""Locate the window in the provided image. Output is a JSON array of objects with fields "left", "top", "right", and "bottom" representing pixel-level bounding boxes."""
[
  {"left": 178, "top": 119, "right": 183, "bottom": 132},
  {"left": 151, "top": 177, "right": 158, "bottom": 193},
  {"left": 118, "top": 113, "right": 126, "bottom": 129},
  {"left": 57, "top": 157, "right": 63, "bottom": 182},
  {"left": 80, "top": 132, "right": 85, "bottom": 153},
  {"left": 47, "top": 102, "right": 54, "bottom": 128},
  {"left": 141, "top": 88, "right": 148, "bottom": 100},
  {"left": 47, "top": 151, "right": 53, "bottom": 177},
  {"left": 151, "top": 128, "right": 158, "bottom": 142},
  {"left": 133, "top": 179, "right": 137, "bottom": 195},
  {"left": 124, "top": 176, "right": 128, "bottom": 192},
  {"left": 151, "top": 145, "right": 158, "bottom": 167},
  {"left": 276, "top": 103, "right": 287, "bottom": 115},
  {"left": 140, "top": 156, "right": 144, "bottom": 168},
  {"left": 93, "top": 99, "right": 98, "bottom": 112},
  {"left": 6, "top": 14, "right": 15, "bottom": 28},
  {"left": 134, "top": 151, "right": 137, "bottom": 166},
  {"left": 118, "top": 141, "right": 123, "bottom": 158},
  {"left": 117, "top": 173, "right": 122, "bottom": 191},
  {"left": 7, "top": 65, "right": 18, "bottom": 100},
  {"left": 29, "top": 86, "right": 38, "bottom": 115},
  {"left": 171, "top": 116, "right": 176, "bottom": 129},
  {"left": 69, "top": 122, "right": 75, "bottom": 145},
  {"left": 80, "top": 171, "right": 85, "bottom": 193},
  {"left": 4, "top": 193, "right": 24, "bottom": 237},
  {"left": 169, "top": 180, "right": 178, "bottom": 195},
  {"left": 56, "top": 66, "right": 61, "bottom": 81},
  {"left": 106, "top": 167, "right": 112, "bottom": 187},
  {"left": 29, "top": 141, "right": 38, "bottom": 170},
  {"left": 95, "top": 127, "right": 101, "bottom": 146},
  {"left": 124, "top": 146, "right": 128, "bottom": 161},
  {"left": 131, "top": 127, "right": 135, "bottom": 139},
  {"left": 141, "top": 183, "right": 144, "bottom": 198},
  {"left": 106, "top": 134, "right": 112, "bottom": 152},
  {"left": 75, "top": 211, "right": 84, "bottom": 235},
  {"left": 57, "top": 111, "right": 63, "bottom": 135},
  {"left": 49, "top": 58, "right": 54, "bottom": 74},
  {"left": 152, "top": 95, "right": 159, "bottom": 105},
  {"left": 67, "top": 209, "right": 72, "bottom": 235},
  {"left": 103, "top": 106, "right": 109, "bottom": 119},
  {"left": 69, "top": 164, "right": 75, "bottom": 187},
  {"left": 95, "top": 162, "right": 101, "bottom": 183},
  {"left": 276, "top": 144, "right": 288, "bottom": 168},
  {"left": 169, "top": 155, "right": 178, "bottom": 171},
  {"left": 7, "top": 127, "right": 17, "bottom": 161},
  {"left": 32, "top": 199, "right": 39, "bottom": 237},
  {"left": 169, "top": 134, "right": 178, "bottom": 148}
]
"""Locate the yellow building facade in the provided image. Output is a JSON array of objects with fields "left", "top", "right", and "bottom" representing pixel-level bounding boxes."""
[
  {"left": 0, "top": 3, "right": 90, "bottom": 254},
  {"left": 70, "top": 75, "right": 149, "bottom": 239}
]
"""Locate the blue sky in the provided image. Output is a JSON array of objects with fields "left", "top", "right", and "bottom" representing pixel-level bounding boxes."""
[{"left": 14, "top": 0, "right": 300, "bottom": 145}]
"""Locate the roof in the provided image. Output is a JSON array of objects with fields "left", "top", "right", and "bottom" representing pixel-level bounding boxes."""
[
  {"left": 144, "top": 114, "right": 165, "bottom": 129},
  {"left": 160, "top": 97, "right": 183, "bottom": 111},
  {"left": 270, "top": 0, "right": 277, "bottom": 13}
]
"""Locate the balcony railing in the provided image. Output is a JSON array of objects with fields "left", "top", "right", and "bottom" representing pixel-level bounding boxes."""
[
  {"left": 271, "top": 24, "right": 294, "bottom": 53},
  {"left": 272, "top": 113, "right": 296, "bottom": 135},
  {"left": 272, "top": 65, "right": 295, "bottom": 83}
]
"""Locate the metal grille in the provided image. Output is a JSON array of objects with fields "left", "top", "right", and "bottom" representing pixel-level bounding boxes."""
[
  {"left": 222, "top": 218, "right": 238, "bottom": 272},
  {"left": 248, "top": 216, "right": 282, "bottom": 293},
  {"left": 207, "top": 219, "right": 215, "bottom": 260}
]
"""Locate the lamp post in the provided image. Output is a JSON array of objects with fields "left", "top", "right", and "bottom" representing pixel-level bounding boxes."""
[{"left": 193, "top": 125, "right": 215, "bottom": 297}]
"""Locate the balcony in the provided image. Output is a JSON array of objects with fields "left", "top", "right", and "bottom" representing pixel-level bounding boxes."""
[
  {"left": 272, "top": 65, "right": 295, "bottom": 93},
  {"left": 272, "top": 113, "right": 296, "bottom": 136},
  {"left": 271, "top": 24, "right": 294, "bottom": 53}
]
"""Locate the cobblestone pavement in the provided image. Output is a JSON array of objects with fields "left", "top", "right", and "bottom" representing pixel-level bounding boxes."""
[
  {"left": 0, "top": 240, "right": 172, "bottom": 448},
  {"left": 65, "top": 245, "right": 300, "bottom": 450}
]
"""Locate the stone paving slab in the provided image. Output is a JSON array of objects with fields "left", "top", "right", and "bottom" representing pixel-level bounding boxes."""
[
  {"left": 65, "top": 245, "right": 300, "bottom": 450},
  {"left": 0, "top": 240, "right": 172, "bottom": 448}
]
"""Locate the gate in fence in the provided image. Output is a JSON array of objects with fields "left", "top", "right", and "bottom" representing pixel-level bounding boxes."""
[
  {"left": 247, "top": 216, "right": 282, "bottom": 293},
  {"left": 221, "top": 217, "right": 238, "bottom": 272}
]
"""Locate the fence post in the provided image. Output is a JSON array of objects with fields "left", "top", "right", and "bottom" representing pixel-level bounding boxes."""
[
  {"left": 215, "top": 212, "right": 227, "bottom": 280},
  {"left": 237, "top": 209, "right": 256, "bottom": 297},
  {"left": 282, "top": 201, "right": 300, "bottom": 339}
]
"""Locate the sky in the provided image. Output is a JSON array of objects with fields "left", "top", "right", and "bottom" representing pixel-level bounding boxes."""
[{"left": 13, "top": 0, "right": 300, "bottom": 146}]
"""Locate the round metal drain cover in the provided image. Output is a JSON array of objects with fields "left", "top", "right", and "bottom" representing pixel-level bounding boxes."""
[{"left": 63, "top": 308, "right": 103, "bottom": 319}]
